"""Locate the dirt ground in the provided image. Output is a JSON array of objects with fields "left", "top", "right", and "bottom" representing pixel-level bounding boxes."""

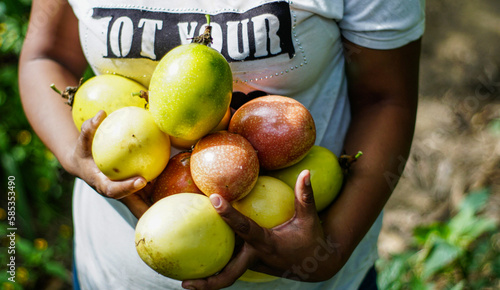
[{"left": 378, "top": 0, "right": 500, "bottom": 258}]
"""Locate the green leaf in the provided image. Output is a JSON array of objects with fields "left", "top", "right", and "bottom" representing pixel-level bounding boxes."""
[
  {"left": 413, "top": 222, "right": 447, "bottom": 246},
  {"left": 422, "top": 239, "right": 462, "bottom": 279},
  {"left": 449, "top": 280, "right": 465, "bottom": 290},
  {"left": 44, "top": 261, "right": 71, "bottom": 282},
  {"left": 376, "top": 253, "right": 412, "bottom": 290},
  {"left": 82, "top": 65, "right": 96, "bottom": 82},
  {"left": 458, "top": 188, "right": 490, "bottom": 213},
  {"left": 488, "top": 118, "right": 500, "bottom": 135},
  {"left": 467, "top": 239, "right": 492, "bottom": 273},
  {"left": 15, "top": 237, "right": 34, "bottom": 256},
  {"left": 1, "top": 152, "right": 35, "bottom": 238},
  {"left": 491, "top": 249, "right": 500, "bottom": 275},
  {"left": 461, "top": 218, "right": 496, "bottom": 246},
  {"left": 408, "top": 275, "right": 433, "bottom": 290},
  {"left": 448, "top": 189, "right": 497, "bottom": 246}
]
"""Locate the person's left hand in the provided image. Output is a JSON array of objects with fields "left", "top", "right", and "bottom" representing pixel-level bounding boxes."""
[{"left": 181, "top": 170, "right": 342, "bottom": 290}]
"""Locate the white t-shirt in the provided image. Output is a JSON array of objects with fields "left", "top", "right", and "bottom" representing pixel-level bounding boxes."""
[{"left": 69, "top": 0, "right": 425, "bottom": 289}]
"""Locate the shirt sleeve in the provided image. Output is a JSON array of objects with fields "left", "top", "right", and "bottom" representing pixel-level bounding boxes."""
[{"left": 338, "top": 0, "right": 425, "bottom": 49}]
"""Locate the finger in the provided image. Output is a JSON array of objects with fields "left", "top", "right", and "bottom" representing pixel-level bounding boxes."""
[
  {"left": 136, "top": 182, "right": 155, "bottom": 206},
  {"left": 182, "top": 245, "right": 255, "bottom": 290},
  {"left": 209, "top": 194, "right": 267, "bottom": 246},
  {"left": 79, "top": 110, "right": 106, "bottom": 155},
  {"left": 120, "top": 192, "right": 150, "bottom": 219},
  {"left": 293, "top": 170, "right": 317, "bottom": 220},
  {"left": 94, "top": 173, "right": 147, "bottom": 199}
]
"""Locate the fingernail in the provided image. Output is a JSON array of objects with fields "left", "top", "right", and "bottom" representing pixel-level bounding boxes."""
[
  {"left": 92, "top": 111, "right": 102, "bottom": 122},
  {"left": 93, "top": 111, "right": 105, "bottom": 123},
  {"left": 183, "top": 283, "right": 195, "bottom": 290},
  {"left": 134, "top": 178, "right": 147, "bottom": 189},
  {"left": 210, "top": 194, "right": 222, "bottom": 208},
  {"left": 304, "top": 173, "right": 311, "bottom": 187}
]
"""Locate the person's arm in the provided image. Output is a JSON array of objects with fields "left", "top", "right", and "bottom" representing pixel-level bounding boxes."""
[
  {"left": 19, "top": 0, "right": 149, "bottom": 217},
  {"left": 181, "top": 38, "right": 421, "bottom": 289},
  {"left": 19, "top": 0, "right": 87, "bottom": 167},
  {"left": 320, "top": 37, "right": 420, "bottom": 268}
]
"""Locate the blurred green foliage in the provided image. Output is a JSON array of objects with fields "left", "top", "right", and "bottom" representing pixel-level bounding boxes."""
[
  {"left": 1, "top": 0, "right": 75, "bottom": 289},
  {"left": 377, "top": 188, "right": 500, "bottom": 289}
]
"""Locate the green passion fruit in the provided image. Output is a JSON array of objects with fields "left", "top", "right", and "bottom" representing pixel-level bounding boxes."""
[
  {"left": 267, "top": 146, "right": 343, "bottom": 212},
  {"left": 148, "top": 25, "right": 232, "bottom": 141}
]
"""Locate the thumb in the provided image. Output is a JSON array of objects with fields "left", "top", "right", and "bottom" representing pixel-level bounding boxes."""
[
  {"left": 294, "top": 170, "right": 317, "bottom": 220},
  {"left": 209, "top": 194, "right": 267, "bottom": 246},
  {"left": 78, "top": 110, "right": 106, "bottom": 155}
]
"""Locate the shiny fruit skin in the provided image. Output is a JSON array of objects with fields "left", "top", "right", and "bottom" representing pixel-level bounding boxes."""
[
  {"left": 190, "top": 131, "right": 259, "bottom": 202},
  {"left": 232, "top": 176, "right": 295, "bottom": 282},
  {"left": 267, "top": 146, "right": 343, "bottom": 212},
  {"left": 92, "top": 106, "right": 170, "bottom": 181},
  {"left": 135, "top": 193, "right": 235, "bottom": 280},
  {"left": 170, "top": 107, "right": 232, "bottom": 150},
  {"left": 149, "top": 43, "right": 232, "bottom": 140},
  {"left": 72, "top": 74, "right": 147, "bottom": 131},
  {"left": 228, "top": 95, "right": 316, "bottom": 170},
  {"left": 232, "top": 176, "right": 295, "bottom": 229},
  {"left": 151, "top": 152, "right": 203, "bottom": 204}
]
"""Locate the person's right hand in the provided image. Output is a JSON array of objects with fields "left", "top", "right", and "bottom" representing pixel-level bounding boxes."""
[{"left": 68, "top": 110, "right": 150, "bottom": 218}]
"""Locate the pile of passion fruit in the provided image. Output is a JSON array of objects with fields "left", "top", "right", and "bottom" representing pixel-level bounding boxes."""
[{"left": 52, "top": 16, "right": 360, "bottom": 282}]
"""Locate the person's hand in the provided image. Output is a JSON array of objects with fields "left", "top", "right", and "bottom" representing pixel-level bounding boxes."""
[
  {"left": 120, "top": 182, "right": 154, "bottom": 218},
  {"left": 182, "top": 170, "right": 343, "bottom": 290},
  {"left": 69, "top": 110, "right": 150, "bottom": 218}
]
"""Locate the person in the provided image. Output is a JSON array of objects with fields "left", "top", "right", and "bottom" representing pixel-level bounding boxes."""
[{"left": 19, "top": 0, "right": 425, "bottom": 289}]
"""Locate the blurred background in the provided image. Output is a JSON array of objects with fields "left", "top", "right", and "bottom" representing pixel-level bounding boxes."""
[{"left": 0, "top": 0, "right": 499, "bottom": 289}]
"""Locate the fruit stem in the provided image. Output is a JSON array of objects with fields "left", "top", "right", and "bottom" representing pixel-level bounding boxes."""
[
  {"left": 339, "top": 151, "right": 363, "bottom": 175},
  {"left": 49, "top": 79, "right": 82, "bottom": 108},
  {"left": 132, "top": 90, "right": 149, "bottom": 102},
  {"left": 132, "top": 90, "right": 150, "bottom": 109},
  {"left": 50, "top": 83, "right": 62, "bottom": 94},
  {"left": 191, "top": 14, "right": 213, "bottom": 46}
]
